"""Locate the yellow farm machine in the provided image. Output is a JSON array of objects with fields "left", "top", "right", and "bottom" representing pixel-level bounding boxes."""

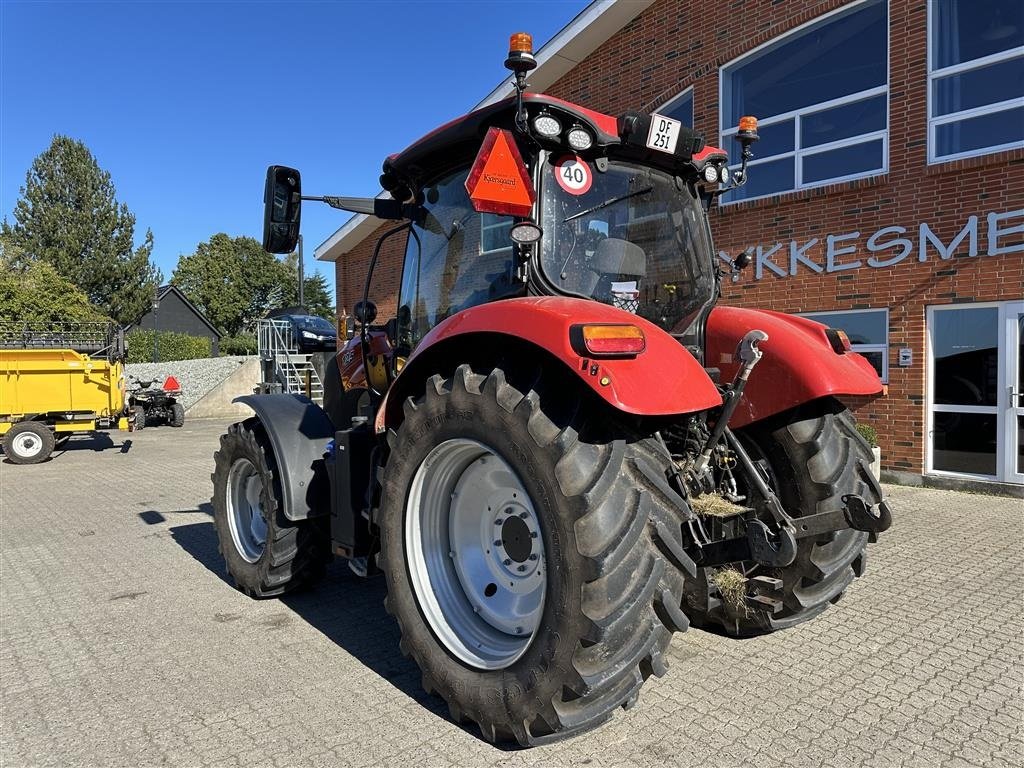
[{"left": 0, "top": 322, "right": 132, "bottom": 464}]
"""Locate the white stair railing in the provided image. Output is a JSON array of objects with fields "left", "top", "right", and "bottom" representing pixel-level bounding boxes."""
[{"left": 256, "top": 319, "right": 323, "bottom": 404}]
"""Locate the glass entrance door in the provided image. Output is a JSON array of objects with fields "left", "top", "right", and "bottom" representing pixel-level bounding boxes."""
[
  {"left": 1004, "top": 303, "right": 1023, "bottom": 484},
  {"left": 927, "top": 302, "right": 1024, "bottom": 485}
]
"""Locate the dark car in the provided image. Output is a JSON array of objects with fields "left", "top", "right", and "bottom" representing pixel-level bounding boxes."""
[{"left": 282, "top": 314, "right": 338, "bottom": 352}]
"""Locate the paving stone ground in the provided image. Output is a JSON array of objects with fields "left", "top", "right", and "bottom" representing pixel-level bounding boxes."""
[{"left": 1, "top": 417, "right": 1021, "bottom": 768}]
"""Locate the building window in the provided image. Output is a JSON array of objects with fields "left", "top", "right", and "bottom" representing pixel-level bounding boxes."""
[
  {"left": 480, "top": 213, "right": 512, "bottom": 254},
  {"left": 800, "top": 308, "right": 889, "bottom": 382},
  {"left": 928, "top": 0, "right": 1024, "bottom": 163},
  {"left": 657, "top": 87, "right": 694, "bottom": 127},
  {"left": 720, "top": 0, "right": 888, "bottom": 203}
]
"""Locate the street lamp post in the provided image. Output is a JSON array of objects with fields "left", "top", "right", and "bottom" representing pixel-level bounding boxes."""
[{"left": 152, "top": 288, "right": 161, "bottom": 364}]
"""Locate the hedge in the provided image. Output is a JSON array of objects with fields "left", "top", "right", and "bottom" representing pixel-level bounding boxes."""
[
  {"left": 126, "top": 329, "right": 211, "bottom": 363},
  {"left": 220, "top": 333, "right": 258, "bottom": 356}
]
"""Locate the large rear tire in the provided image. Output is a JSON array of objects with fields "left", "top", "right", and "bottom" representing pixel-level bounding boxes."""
[
  {"left": 687, "top": 398, "right": 882, "bottom": 636},
  {"left": 211, "top": 419, "right": 327, "bottom": 597},
  {"left": 170, "top": 402, "right": 185, "bottom": 427},
  {"left": 378, "top": 365, "right": 693, "bottom": 745}
]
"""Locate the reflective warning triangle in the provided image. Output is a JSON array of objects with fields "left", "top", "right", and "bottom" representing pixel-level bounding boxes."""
[{"left": 464, "top": 127, "right": 535, "bottom": 218}]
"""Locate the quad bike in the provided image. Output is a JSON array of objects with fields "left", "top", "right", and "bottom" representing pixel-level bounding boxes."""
[
  {"left": 128, "top": 375, "right": 185, "bottom": 429},
  {"left": 210, "top": 33, "right": 891, "bottom": 746}
]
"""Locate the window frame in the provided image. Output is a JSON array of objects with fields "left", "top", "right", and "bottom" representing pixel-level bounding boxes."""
[
  {"left": 799, "top": 307, "right": 889, "bottom": 383},
  {"left": 926, "top": 2, "right": 1024, "bottom": 164},
  {"left": 656, "top": 85, "right": 694, "bottom": 127},
  {"left": 718, "top": 0, "right": 890, "bottom": 205}
]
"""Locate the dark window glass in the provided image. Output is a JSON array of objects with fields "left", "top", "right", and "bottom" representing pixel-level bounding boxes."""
[
  {"left": 858, "top": 350, "right": 885, "bottom": 379},
  {"left": 801, "top": 95, "right": 887, "bottom": 147},
  {"left": 933, "top": 0, "right": 1024, "bottom": 69},
  {"left": 935, "top": 107, "right": 1024, "bottom": 157},
  {"left": 1018, "top": 415, "right": 1024, "bottom": 475},
  {"left": 722, "top": 0, "right": 886, "bottom": 125},
  {"left": 660, "top": 89, "right": 694, "bottom": 126},
  {"left": 932, "top": 308, "right": 999, "bottom": 407},
  {"left": 932, "top": 412, "right": 998, "bottom": 476},
  {"left": 804, "top": 311, "right": 886, "bottom": 344},
  {"left": 932, "top": 55, "right": 1024, "bottom": 116},
  {"left": 727, "top": 157, "right": 795, "bottom": 201},
  {"left": 803, "top": 139, "right": 884, "bottom": 184},
  {"left": 747, "top": 119, "right": 795, "bottom": 157}
]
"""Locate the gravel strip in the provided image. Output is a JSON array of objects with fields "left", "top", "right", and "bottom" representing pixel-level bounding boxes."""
[{"left": 126, "top": 356, "right": 256, "bottom": 409}]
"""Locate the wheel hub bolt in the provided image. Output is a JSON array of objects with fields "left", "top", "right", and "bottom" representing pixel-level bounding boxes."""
[
  {"left": 494, "top": 540, "right": 502, "bottom": 547},
  {"left": 528, "top": 554, "right": 538, "bottom": 561},
  {"left": 503, "top": 558, "right": 512, "bottom": 566},
  {"left": 494, "top": 519, "right": 503, "bottom": 526},
  {"left": 531, "top": 532, "right": 538, "bottom": 539},
  {"left": 519, "top": 512, "right": 528, "bottom": 519},
  {"left": 517, "top": 564, "right": 527, "bottom": 573}
]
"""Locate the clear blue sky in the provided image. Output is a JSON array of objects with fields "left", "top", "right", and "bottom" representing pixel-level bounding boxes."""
[{"left": 0, "top": 0, "right": 588, "bottom": 292}]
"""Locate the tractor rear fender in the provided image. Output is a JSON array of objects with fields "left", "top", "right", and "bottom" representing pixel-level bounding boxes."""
[
  {"left": 233, "top": 394, "right": 334, "bottom": 521},
  {"left": 705, "top": 306, "right": 884, "bottom": 429},
  {"left": 376, "top": 296, "right": 722, "bottom": 434}
]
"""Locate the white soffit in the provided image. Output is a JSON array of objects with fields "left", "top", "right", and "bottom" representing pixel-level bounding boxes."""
[{"left": 315, "top": 0, "right": 653, "bottom": 262}]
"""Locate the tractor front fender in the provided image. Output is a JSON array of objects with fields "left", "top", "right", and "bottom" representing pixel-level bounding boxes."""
[
  {"left": 705, "top": 306, "right": 884, "bottom": 428},
  {"left": 233, "top": 394, "right": 334, "bottom": 520},
  {"left": 377, "top": 297, "right": 721, "bottom": 433}
]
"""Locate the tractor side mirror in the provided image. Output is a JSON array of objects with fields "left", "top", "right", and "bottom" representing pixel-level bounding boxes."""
[
  {"left": 263, "top": 165, "right": 302, "bottom": 254},
  {"left": 353, "top": 300, "right": 377, "bottom": 325}
]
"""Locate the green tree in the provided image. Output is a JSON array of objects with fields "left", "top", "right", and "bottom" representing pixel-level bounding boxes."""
[
  {"left": 172, "top": 233, "right": 291, "bottom": 335},
  {"left": 1, "top": 135, "right": 160, "bottom": 325},
  {"left": 301, "top": 271, "right": 335, "bottom": 320},
  {"left": 0, "top": 236, "right": 110, "bottom": 323},
  {"left": 274, "top": 255, "right": 335, "bottom": 319}
]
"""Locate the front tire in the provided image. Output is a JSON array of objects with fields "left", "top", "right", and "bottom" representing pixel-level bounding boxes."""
[
  {"left": 688, "top": 398, "right": 882, "bottom": 636},
  {"left": 378, "top": 365, "right": 693, "bottom": 745},
  {"left": 211, "top": 419, "right": 327, "bottom": 597}
]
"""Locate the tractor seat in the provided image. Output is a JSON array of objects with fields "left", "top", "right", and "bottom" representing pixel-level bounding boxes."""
[{"left": 581, "top": 238, "right": 646, "bottom": 311}]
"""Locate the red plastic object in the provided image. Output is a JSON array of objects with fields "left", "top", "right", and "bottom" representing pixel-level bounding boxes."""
[
  {"left": 465, "top": 127, "right": 536, "bottom": 217},
  {"left": 378, "top": 297, "right": 722, "bottom": 432},
  {"left": 162, "top": 375, "right": 181, "bottom": 393},
  {"left": 705, "top": 306, "right": 884, "bottom": 428}
]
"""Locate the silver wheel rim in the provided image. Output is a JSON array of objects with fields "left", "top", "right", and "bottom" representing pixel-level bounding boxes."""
[
  {"left": 226, "top": 458, "right": 268, "bottom": 563},
  {"left": 13, "top": 432, "right": 43, "bottom": 458},
  {"left": 405, "top": 438, "right": 546, "bottom": 670}
]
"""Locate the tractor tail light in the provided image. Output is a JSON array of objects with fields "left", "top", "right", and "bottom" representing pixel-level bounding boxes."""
[
  {"left": 825, "top": 328, "right": 852, "bottom": 354},
  {"left": 572, "top": 324, "right": 646, "bottom": 357}
]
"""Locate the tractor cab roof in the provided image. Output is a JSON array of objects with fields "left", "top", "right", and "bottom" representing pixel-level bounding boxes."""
[{"left": 380, "top": 93, "right": 728, "bottom": 199}]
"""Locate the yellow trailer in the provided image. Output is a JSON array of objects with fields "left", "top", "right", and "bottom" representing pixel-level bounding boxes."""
[{"left": 0, "top": 323, "right": 131, "bottom": 464}]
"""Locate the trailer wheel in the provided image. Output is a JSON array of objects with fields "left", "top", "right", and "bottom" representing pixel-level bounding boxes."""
[
  {"left": 170, "top": 403, "right": 185, "bottom": 427},
  {"left": 2, "top": 422, "right": 55, "bottom": 465},
  {"left": 688, "top": 398, "right": 881, "bottom": 637},
  {"left": 211, "top": 419, "right": 327, "bottom": 597},
  {"left": 378, "top": 365, "right": 692, "bottom": 745}
]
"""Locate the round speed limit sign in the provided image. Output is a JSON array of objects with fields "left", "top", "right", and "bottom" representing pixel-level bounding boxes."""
[{"left": 554, "top": 155, "right": 592, "bottom": 195}]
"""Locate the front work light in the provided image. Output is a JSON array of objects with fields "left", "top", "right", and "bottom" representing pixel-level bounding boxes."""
[
  {"left": 571, "top": 324, "right": 646, "bottom": 357},
  {"left": 566, "top": 127, "right": 594, "bottom": 151},
  {"left": 510, "top": 221, "right": 543, "bottom": 244},
  {"left": 702, "top": 165, "right": 719, "bottom": 183},
  {"left": 532, "top": 113, "right": 562, "bottom": 137}
]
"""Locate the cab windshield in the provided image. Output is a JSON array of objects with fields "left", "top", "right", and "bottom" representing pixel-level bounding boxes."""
[{"left": 539, "top": 157, "right": 715, "bottom": 334}]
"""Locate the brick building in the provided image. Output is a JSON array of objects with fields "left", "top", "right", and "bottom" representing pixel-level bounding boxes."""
[{"left": 317, "top": 0, "right": 1024, "bottom": 490}]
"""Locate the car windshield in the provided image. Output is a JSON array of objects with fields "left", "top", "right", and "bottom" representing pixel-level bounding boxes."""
[
  {"left": 293, "top": 316, "right": 335, "bottom": 332},
  {"left": 539, "top": 158, "right": 716, "bottom": 334}
]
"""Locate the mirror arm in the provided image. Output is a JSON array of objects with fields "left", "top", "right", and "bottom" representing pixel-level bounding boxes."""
[{"left": 304, "top": 196, "right": 419, "bottom": 220}]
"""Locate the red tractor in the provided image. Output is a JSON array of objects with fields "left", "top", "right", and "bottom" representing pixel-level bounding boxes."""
[{"left": 211, "top": 33, "right": 891, "bottom": 746}]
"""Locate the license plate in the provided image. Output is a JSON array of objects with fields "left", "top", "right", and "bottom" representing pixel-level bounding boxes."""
[{"left": 646, "top": 113, "right": 681, "bottom": 154}]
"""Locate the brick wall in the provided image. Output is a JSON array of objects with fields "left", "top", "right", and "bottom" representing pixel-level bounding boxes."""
[
  {"left": 336, "top": 0, "right": 1024, "bottom": 475},
  {"left": 545, "top": 0, "right": 1024, "bottom": 475}
]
